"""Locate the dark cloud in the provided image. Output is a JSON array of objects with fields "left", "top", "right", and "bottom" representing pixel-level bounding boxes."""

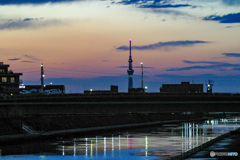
[
  {"left": 166, "top": 60, "right": 240, "bottom": 71},
  {"left": 117, "top": 40, "right": 209, "bottom": 51},
  {"left": 8, "top": 58, "right": 21, "bottom": 61},
  {"left": 0, "top": 0, "right": 77, "bottom": 5},
  {"left": 223, "top": 53, "right": 240, "bottom": 57},
  {"left": 139, "top": 4, "right": 191, "bottom": 9},
  {"left": 233, "top": 68, "right": 240, "bottom": 71},
  {"left": 117, "top": 0, "right": 141, "bottom": 5},
  {"left": 203, "top": 13, "right": 240, "bottom": 23},
  {"left": 24, "top": 55, "right": 39, "bottom": 61},
  {"left": 166, "top": 65, "right": 218, "bottom": 71},
  {"left": 115, "top": 0, "right": 193, "bottom": 17},
  {"left": 116, "top": 0, "right": 192, "bottom": 9},
  {"left": 183, "top": 60, "right": 222, "bottom": 65},
  {"left": 184, "top": 60, "right": 240, "bottom": 68},
  {"left": 150, "top": 8, "right": 190, "bottom": 16},
  {"left": 0, "top": 18, "right": 63, "bottom": 30},
  {"left": 21, "top": 61, "right": 36, "bottom": 63},
  {"left": 222, "top": 0, "right": 240, "bottom": 6},
  {"left": 23, "top": 18, "right": 34, "bottom": 21},
  {"left": 117, "top": 66, "right": 155, "bottom": 69},
  {"left": 6, "top": 55, "right": 40, "bottom": 62},
  {"left": 156, "top": 73, "right": 219, "bottom": 79}
]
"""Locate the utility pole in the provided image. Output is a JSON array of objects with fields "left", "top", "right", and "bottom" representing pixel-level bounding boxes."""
[
  {"left": 141, "top": 62, "right": 143, "bottom": 90},
  {"left": 41, "top": 64, "right": 44, "bottom": 92}
]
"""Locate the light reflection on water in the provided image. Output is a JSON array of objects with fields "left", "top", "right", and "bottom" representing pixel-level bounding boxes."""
[{"left": 0, "top": 117, "right": 240, "bottom": 160}]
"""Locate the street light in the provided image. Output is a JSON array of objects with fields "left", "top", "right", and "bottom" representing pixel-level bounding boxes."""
[
  {"left": 141, "top": 62, "right": 143, "bottom": 90},
  {"left": 145, "top": 86, "right": 148, "bottom": 93}
]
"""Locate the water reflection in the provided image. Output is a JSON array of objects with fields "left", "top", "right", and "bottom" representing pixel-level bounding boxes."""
[
  {"left": 58, "top": 133, "right": 153, "bottom": 158},
  {"left": 145, "top": 136, "right": 148, "bottom": 157},
  {"left": 181, "top": 122, "right": 209, "bottom": 153},
  {"left": 1, "top": 117, "right": 240, "bottom": 159},
  {"left": 56, "top": 117, "right": 240, "bottom": 159}
]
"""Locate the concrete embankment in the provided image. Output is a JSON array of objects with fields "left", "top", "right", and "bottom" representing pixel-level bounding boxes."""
[
  {"left": 0, "top": 116, "right": 208, "bottom": 144},
  {"left": 1, "top": 112, "right": 206, "bottom": 136}
]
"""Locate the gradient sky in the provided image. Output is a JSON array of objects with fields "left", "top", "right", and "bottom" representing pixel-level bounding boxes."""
[{"left": 1, "top": 0, "right": 240, "bottom": 93}]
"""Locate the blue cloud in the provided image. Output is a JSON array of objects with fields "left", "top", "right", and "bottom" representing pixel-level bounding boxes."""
[
  {"left": 222, "top": 0, "right": 240, "bottom": 6},
  {"left": 139, "top": 4, "right": 191, "bottom": 9},
  {"left": 21, "top": 61, "right": 36, "bottom": 63},
  {"left": 0, "top": 0, "right": 77, "bottom": 5},
  {"left": 156, "top": 73, "right": 219, "bottom": 79},
  {"left": 223, "top": 53, "right": 240, "bottom": 57},
  {"left": 203, "top": 13, "right": 240, "bottom": 23},
  {"left": 23, "top": 18, "right": 34, "bottom": 21},
  {"left": 166, "top": 60, "right": 240, "bottom": 71},
  {"left": 117, "top": 0, "right": 192, "bottom": 8},
  {"left": 183, "top": 60, "right": 240, "bottom": 67},
  {"left": 24, "top": 54, "right": 40, "bottom": 61},
  {"left": 233, "top": 68, "right": 240, "bottom": 71},
  {"left": 115, "top": 0, "right": 193, "bottom": 17},
  {"left": 183, "top": 60, "right": 223, "bottom": 65},
  {"left": 117, "top": 40, "right": 209, "bottom": 51},
  {"left": 117, "top": 0, "right": 141, "bottom": 5},
  {"left": 149, "top": 8, "right": 191, "bottom": 16},
  {"left": 0, "top": 18, "right": 63, "bottom": 30},
  {"left": 8, "top": 58, "right": 21, "bottom": 61},
  {"left": 7, "top": 55, "right": 40, "bottom": 63},
  {"left": 166, "top": 65, "right": 218, "bottom": 71}
]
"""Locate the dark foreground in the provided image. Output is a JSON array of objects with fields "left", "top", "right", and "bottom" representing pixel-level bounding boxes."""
[{"left": 1, "top": 114, "right": 240, "bottom": 159}]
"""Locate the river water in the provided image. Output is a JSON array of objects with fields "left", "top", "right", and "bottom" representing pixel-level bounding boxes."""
[{"left": 0, "top": 116, "right": 240, "bottom": 159}]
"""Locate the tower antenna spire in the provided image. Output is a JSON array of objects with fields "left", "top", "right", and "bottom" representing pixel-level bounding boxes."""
[
  {"left": 127, "top": 39, "right": 134, "bottom": 90},
  {"left": 129, "top": 39, "right": 132, "bottom": 56}
]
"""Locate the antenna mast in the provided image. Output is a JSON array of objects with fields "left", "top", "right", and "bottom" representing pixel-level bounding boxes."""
[{"left": 41, "top": 64, "right": 44, "bottom": 92}]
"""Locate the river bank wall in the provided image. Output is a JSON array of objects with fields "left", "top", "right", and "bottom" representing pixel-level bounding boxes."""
[{"left": 0, "top": 113, "right": 211, "bottom": 144}]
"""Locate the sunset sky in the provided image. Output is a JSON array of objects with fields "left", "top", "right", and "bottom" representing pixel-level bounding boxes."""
[{"left": 1, "top": 0, "right": 240, "bottom": 93}]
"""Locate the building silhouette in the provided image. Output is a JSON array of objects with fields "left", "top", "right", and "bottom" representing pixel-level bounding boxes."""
[
  {"left": 0, "top": 62, "right": 22, "bottom": 95},
  {"left": 84, "top": 85, "right": 118, "bottom": 94},
  {"left": 160, "top": 82, "right": 203, "bottom": 94}
]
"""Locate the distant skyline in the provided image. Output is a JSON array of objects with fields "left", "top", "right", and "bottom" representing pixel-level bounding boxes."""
[{"left": 1, "top": 0, "right": 240, "bottom": 93}]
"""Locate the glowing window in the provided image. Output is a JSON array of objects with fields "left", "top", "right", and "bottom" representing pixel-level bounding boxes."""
[
  {"left": 0, "top": 69, "right": 4, "bottom": 73},
  {"left": 10, "top": 77, "right": 15, "bottom": 83},
  {"left": 2, "top": 77, "right": 7, "bottom": 82}
]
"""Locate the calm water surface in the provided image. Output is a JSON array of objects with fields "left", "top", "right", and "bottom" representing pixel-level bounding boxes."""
[{"left": 0, "top": 117, "right": 240, "bottom": 160}]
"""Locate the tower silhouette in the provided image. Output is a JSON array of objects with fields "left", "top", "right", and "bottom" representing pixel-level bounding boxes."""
[{"left": 127, "top": 39, "right": 134, "bottom": 89}]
